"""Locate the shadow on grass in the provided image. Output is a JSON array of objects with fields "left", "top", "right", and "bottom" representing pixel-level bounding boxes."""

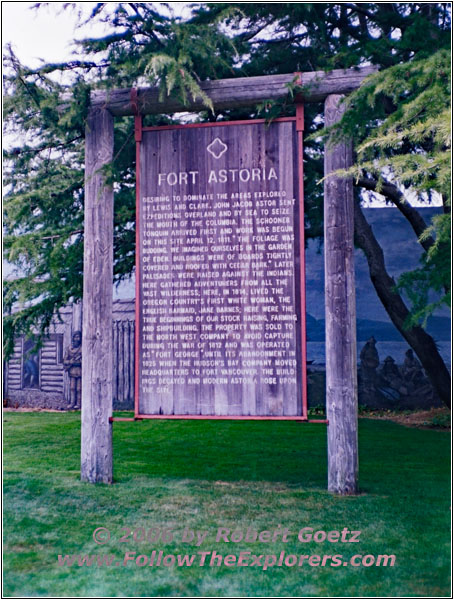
[
  {"left": 113, "top": 414, "right": 451, "bottom": 498},
  {"left": 113, "top": 418, "right": 328, "bottom": 488}
]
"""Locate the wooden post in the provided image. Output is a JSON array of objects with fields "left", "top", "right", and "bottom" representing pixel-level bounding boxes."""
[
  {"left": 81, "top": 107, "right": 114, "bottom": 484},
  {"left": 324, "top": 94, "right": 358, "bottom": 495},
  {"left": 62, "top": 309, "right": 72, "bottom": 404},
  {"left": 72, "top": 301, "right": 83, "bottom": 334}
]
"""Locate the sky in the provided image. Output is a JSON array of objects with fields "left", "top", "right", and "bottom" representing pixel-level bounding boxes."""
[
  {"left": 2, "top": 2, "right": 104, "bottom": 68},
  {"left": 2, "top": 2, "right": 190, "bottom": 67}
]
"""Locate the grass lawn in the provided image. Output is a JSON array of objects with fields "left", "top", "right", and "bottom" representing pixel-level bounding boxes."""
[{"left": 3, "top": 411, "right": 451, "bottom": 597}]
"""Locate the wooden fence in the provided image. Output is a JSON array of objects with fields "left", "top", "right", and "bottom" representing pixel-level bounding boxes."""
[
  {"left": 5, "top": 319, "right": 136, "bottom": 406},
  {"left": 112, "top": 320, "right": 135, "bottom": 405}
]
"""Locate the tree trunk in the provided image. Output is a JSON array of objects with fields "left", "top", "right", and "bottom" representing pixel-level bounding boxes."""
[
  {"left": 355, "top": 176, "right": 435, "bottom": 251},
  {"left": 354, "top": 201, "right": 451, "bottom": 408}
]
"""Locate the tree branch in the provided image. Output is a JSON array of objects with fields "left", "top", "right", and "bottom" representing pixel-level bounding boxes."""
[
  {"left": 343, "top": 3, "right": 377, "bottom": 21},
  {"left": 354, "top": 200, "right": 451, "bottom": 407},
  {"left": 41, "top": 229, "right": 83, "bottom": 241},
  {"left": 236, "top": 18, "right": 277, "bottom": 43},
  {"left": 8, "top": 136, "right": 84, "bottom": 157},
  {"left": 250, "top": 32, "right": 308, "bottom": 45},
  {"left": 355, "top": 176, "right": 436, "bottom": 252}
]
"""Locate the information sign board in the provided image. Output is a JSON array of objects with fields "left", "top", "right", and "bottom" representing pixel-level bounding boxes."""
[{"left": 136, "top": 119, "right": 305, "bottom": 416}]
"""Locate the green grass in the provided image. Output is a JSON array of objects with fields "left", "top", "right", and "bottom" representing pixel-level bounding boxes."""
[{"left": 3, "top": 412, "right": 451, "bottom": 597}]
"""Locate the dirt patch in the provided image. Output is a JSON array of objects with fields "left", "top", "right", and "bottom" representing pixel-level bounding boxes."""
[{"left": 361, "top": 407, "right": 451, "bottom": 430}]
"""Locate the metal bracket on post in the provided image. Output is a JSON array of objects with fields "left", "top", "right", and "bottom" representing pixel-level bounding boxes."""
[
  {"left": 131, "top": 88, "right": 142, "bottom": 142},
  {"left": 295, "top": 70, "right": 305, "bottom": 131},
  {"left": 296, "top": 102, "right": 304, "bottom": 133}
]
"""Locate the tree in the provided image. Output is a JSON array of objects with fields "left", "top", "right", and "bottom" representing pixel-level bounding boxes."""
[
  {"left": 3, "top": 3, "right": 451, "bottom": 404},
  {"left": 3, "top": 2, "right": 238, "bottom": 354},
  {"left": 325, "top": 49, "right": 451, "bottom": 405}
]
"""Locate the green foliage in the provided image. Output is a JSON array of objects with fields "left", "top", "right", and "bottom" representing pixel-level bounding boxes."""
[
  {"left": 144, "top": 15, "right": 240, "bottom": 112},
  {"left": 3, "top": 45, "right": 87, "bottom": 355},
  {"left": 423, "top": 411, "right": 451, "bottom": 429},
  {"left": 397, "top": 212, "right": 451, "bottom": 327},
  {"left": 3, "top": 3, "right": 452, "bottom": 356},
  {"left": 321, "top": 47, "right": 451, "bottom": 324},
  {"left": 330, "top": 50, "right": 451, "bottom": 199}
]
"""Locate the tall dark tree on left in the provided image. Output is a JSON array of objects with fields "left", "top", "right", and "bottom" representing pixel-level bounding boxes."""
[
  {"left": 3, "top": 45, "right": 88, "bottom": 356},
  {"left": 3, "top": 3, "right": 237, "bottom": 358}
]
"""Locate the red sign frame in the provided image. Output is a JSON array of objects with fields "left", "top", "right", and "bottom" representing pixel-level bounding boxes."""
[{"left": 132, "top": 106, "right": 317, "bottom": 421}]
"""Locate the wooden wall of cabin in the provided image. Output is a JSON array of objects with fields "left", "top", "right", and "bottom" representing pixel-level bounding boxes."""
[{"left": 4, "top": 301, "right": 136, "bottom": 409}]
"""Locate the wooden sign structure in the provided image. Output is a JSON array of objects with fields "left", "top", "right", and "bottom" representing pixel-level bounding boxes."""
[
  {"left": 81, "top": 67, "right": 375, "bottom": 493},
  {"left": 135, "top": 115, "right": 308, "bottom": 419}
]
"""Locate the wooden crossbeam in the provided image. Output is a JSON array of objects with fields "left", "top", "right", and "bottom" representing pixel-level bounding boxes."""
[
  {"left": 90, "top": 66, "right": 377, "bottom": 115},
  {"left": 82, "top": 66, "right": 365, "bottom": 490}
]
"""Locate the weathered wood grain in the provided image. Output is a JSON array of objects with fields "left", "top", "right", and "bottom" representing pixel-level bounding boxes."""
[
  {"left": 118, "top": 321, "right": 125, "bottom": 401},
  {"left": 128, "top": 320, "right": 135, "bottom": 401},
  {"left": 324, "top": 94, "right": 358, "bottom": 495},
  {"left": 81, "top": 107, "right": 114, "bottom": 484},
  {"left": 90, "top": 67, "right": 377, "bottom": 116},
  {"left": 62, "top": 311, "right": 72, "bottom": 403},
  {"left": 5, "top": 342, "right": 22, "bottom": 391},
  {"left": 41, "top": 337, "right": 64, "bottom": 392},
  {"left": 137, "top": 121, "right": 300, "bottom": 416}
]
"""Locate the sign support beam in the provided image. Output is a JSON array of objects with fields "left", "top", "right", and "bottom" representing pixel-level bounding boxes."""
[
  {"left": 88, "top": 67, "right": 376, "bottom": 116},
  {"left": 324, "top": 95, "right": 358, "bottom": 495},
  {"left": 81, "top": 72, "right": 364, "bottom": 493},
  {"left": 295, "top": 103, "right": 308, "bottom": 418},
  {"left": 81, "top": 106, "right": 114, "bottom": 484}
]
